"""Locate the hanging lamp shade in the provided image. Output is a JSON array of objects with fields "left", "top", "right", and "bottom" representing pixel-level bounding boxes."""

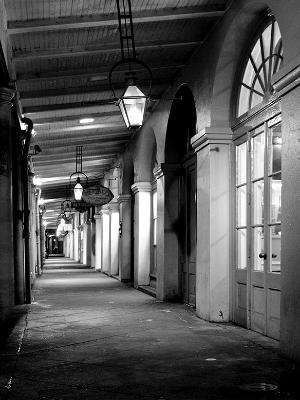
[
  {"left": 74, "top": 177, "right": 83, "bottom": 201},
  {"left": 118, "top": 84, "right": 147, "bottom": 128}
]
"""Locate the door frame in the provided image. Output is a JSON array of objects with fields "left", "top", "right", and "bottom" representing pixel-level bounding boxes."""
[{"left": 232, "top": 105, "right": 282, "bottom": 337}]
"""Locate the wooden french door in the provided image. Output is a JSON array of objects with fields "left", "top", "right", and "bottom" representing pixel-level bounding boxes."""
[
  {"left": 235, "top": 115, "right": 281, "bottom": 339},
  {"left": 181, "top": 158, "right": 196, "bottom": 306}
]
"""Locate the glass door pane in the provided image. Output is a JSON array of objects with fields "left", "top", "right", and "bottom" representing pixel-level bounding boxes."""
[
  {"left": 237, "top": 229, "right": 247, "bottom": 269},
  {"left": 252, "top": 180, "right": 264, "bottom": 224},
  {"left": 269, "top": 225, "right": 281, "bottom": 273},
  {"left": 253, "top": 226, "right": 264, "bottom": 271},
  {"left": 252, "top": 130, "right": 265, "bottom": 179}
]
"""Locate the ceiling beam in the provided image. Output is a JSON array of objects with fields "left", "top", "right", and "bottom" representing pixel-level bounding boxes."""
[
  {"left": 17, "top": 63, "right": 185, "bottom": 83},
  {"left": 32, "top": 130, "right": 129, "bottom": 143},
  {"left": 23, "top": 99, "right": 116, "bottom": 114},
  {"left": 7, "top": 6, "right": 225, "bottom": 34},
  {"left": 34, "top": 140, "right": 127, "bottom": 157},
  {"left": 34, "top": 153, "right": 116, "bottom": 169},
  {"left": 32, "top": 146, "right": 117, "bottom": 163},
  {"left": 13, "top": 40, "right": 199, "bottom": 61},
  {"left": 23, "top": 96, "right": 161, "bottom": 113},
  {"left": 20, "top": 80, "right": 166, "bottom": 100},
  {"left": 30, "top": 111, "right": 120, "bottom": 124}
]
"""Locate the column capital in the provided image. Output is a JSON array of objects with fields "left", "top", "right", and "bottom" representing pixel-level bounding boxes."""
[
  {"left": 0, "top": 87, "right": 15, "bottom": 105},
  {"left": 100, "top": 206, "right": 110, "bottom": 215},
  {"left": 153, "top": 163, "right": 181, "bottom": 179},
  {"left": 131, "top": 182, "right": 152, "bottom": 194},
  {"left": 117, "top": 194, "right": 132, "bottom": 204},
  {"left": 108, "top": 202, "right": 119, "bottom": 212},
  {"left": 191, "top": 127, "right": 233, "bottom": 152}
]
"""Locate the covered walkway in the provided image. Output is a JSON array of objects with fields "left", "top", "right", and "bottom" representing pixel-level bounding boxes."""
[{"left": 0, "top": 258, "right": 297, "bottom": 400}]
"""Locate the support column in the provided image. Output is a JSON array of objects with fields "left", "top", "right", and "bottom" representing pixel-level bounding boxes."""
[
  {"left": 117, "top": 194, "right": 132, "bottom": 282},
  {"left": 0, "top": 87, "right": 15, "bottom": 322},
  {"left": 110, "top": 203, "right": 119, "bottom": 276},
  {"left": 73, "top": 213, "right": 79, "bottom": 262},
  {"left": 69, "top": 231, "right": 74, "bottom": 259},
  {"left": 154, "top": 164, "right": 181, "bottom": 301},
  {"left": 90, "top": 218, "right": 96, "bottom": 269},
  {"left": 94, "top": 213, "right": 102, "bottom": 271},
  {"left": 131, "top": 182, "right": 151, "bottom": 287},
  {"left": 191, "top": 127, "right": 232, "bottom": 322},
  {"left": 101, "top": 207, "right": 110, "bottom": 274},
  {"left": 85, "top": 220, "right": 92, "bottom": 267},
  {"left": 273, "top": 61, "right": 300, "bottom": 361}
]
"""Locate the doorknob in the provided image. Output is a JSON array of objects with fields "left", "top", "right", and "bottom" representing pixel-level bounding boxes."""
[{"left": 259, "top": 252, "right": 267, "bottom": 259}]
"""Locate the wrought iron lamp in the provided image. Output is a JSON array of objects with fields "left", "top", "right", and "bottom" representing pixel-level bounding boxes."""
[
  {"left": 69, "top": 146, "right": 88, "bottom": 201},
  {"left": 109, "top": 0, "right": 152, "bottom": 129}
]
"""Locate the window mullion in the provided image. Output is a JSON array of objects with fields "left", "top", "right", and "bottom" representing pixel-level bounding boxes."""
[{"left": 259, "top": 36, "right": 268, "bottom": 92}]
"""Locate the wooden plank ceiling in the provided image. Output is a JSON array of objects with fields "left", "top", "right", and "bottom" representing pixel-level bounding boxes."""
[{"left": 5, "top": 0, "right": 227, "bottom": 227}]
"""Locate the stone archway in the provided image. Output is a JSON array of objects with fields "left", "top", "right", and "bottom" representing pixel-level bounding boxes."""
[{"left": 156, "top": 84, "right": 197, "bottom": 303}]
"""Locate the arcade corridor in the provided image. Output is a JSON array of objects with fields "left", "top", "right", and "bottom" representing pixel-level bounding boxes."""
[{"left": 0, "top": 258, "right": 298, "bottom": 400}]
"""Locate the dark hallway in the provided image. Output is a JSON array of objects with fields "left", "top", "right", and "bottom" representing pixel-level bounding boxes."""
[{"left": 0, "top": 258, "right": 297, "bottom": 399}]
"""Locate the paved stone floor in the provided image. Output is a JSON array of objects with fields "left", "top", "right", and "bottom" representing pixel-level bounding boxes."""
[{"left": 0, "top": 258, "right": 299, "bottom": 399}]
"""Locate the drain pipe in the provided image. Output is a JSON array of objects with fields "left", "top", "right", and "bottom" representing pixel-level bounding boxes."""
[{"left": 22, "top": 117, "right": 33, "bottom": 304}]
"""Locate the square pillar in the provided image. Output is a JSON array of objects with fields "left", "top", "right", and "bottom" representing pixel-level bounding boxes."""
[
  {"left": 110, "top": 203, "right": 119, "bottom": 276},
  {"left": 94, "top": 213, "right": 102, "bottom": 270},
  {"left": 101, "top": 207, "right": 111, "bottom": 274},
  {"left": 90, "top": 219, "right": 96, "bottom": 269},
  {"left": 73, "top": 213, "right": 80, "bottom": 262},
  {"left": 154, "top": 164, "right": 182, "bottom": 301},
  {"left": 191, "top": 127, "right": 232, "bottom": 322},
  {"left": 69, "top": 231, "right": 74, "bottom": 259},
  {"left": 117, "top": 194, "right": 132, "bottom": 282},
  {"left": 131, "top": 182, "right": 152, "bottom": 287},
  {"left": 85, "top": 221, "right": 92, "bottom": 267}
]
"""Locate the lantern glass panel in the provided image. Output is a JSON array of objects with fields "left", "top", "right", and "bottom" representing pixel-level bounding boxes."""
[
  {"left": 119, "top": 85, "right": 146, "bottom": 128},
  {"left": 74, "top": 182, "right": 83, "bottom": 200}
]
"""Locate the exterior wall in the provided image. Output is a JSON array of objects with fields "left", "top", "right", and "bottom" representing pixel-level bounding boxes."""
[
  {"left": 273, "top": 54, "right": 300, "bottom": 361},
  {"left": 0, "top": 88, "right": 15, "bottom": 323}
]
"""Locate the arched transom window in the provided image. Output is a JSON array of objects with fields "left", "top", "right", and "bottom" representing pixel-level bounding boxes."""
[{"left": 237, "top": 19, "right": 283, "bottom": 117}]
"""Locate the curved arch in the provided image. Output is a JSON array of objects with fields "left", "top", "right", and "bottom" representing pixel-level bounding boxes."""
[
  {"left": 132, "top": 126, "right": 157, "bottom": 182},
  {"left": 120, "top": 151, "right": 134, "bottom": 195},
  {"left": 165, "top": 84, "right": 197, "bottom": 163},
  {"left": 210, "top": 2, "right": 279, "bottom": 127}
]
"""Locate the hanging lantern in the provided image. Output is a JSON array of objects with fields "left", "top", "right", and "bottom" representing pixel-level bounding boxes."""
[
  {"left": 69, "top": 146, "right": 88, "bottom": 203},
  {"left": 74, "top": 177, "right": 83, "bottom": 200},
  {"left": 109, "top": 0, "right": 152, "bottom": 129},
  {"left": 118, "top": 80, "right": 147, "bottom": 128}
]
